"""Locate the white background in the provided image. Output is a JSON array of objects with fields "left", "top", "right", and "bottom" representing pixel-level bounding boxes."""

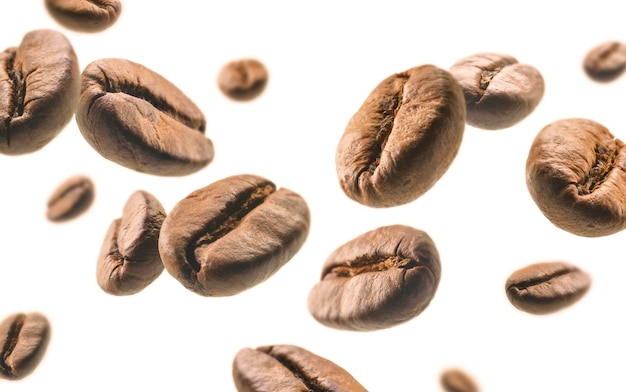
[{"left": 2, "top": 1, "right": 625, "bottom": 391}]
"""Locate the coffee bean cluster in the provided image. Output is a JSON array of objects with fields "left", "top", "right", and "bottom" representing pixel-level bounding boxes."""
[{"left": 1, "top": 1, "right": 624, "bottom": 391}]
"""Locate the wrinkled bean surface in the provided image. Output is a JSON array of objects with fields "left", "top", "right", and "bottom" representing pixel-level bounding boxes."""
[
  {"left": 96, "top": 190, "right": 166, "bottom": 295},
  {"left": 76, "top": 58, "right": 214, "bottom": 176},
  {"left": 158, "top": 174, "right": 311, "bottom": 297},
  {"left": 307, "top": 224, "right": 441, "bottom": 331},
  {"left": 336, "top": 64, "right": 465, "bottom": 208},
  {"left": 526, "top": 118, "right": 626, "bottom": 237}
]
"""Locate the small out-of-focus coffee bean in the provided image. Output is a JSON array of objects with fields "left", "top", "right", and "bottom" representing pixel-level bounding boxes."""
[
  {"left": 505, "top": 261, "right": 592, "bottom": 315},
  {"left": 46, "top": 174, "right": 95, "bottom": 222},
  {"left": 440, "top": 368, "right": 480, "bottom": 392},
  {"left": 217, "top": 58, "right": 268, "bottom": 101},
  {"left": 583, "top": 41, "right": 626, "bottom": 83}
]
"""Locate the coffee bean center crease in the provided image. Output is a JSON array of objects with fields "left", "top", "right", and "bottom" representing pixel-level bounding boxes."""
[
  {"left": 0, "top": 314, "right": 24, "bottom": 377},
  {"left": 185, "top": 184, "right": 275, "bottom": 272},
  {"left": 365, "top": 75, "right": 407, "bottom": 175},
  {"left": 577, "top": 143, "right": 618, "bottom": 195},
  {"left": 328, "top": 255, "right": 419, "bottom": 278},
  {"left": 508, "top": 267, "right": 575, "bottom": 290},
  {"left": 94, "top": 65, "right": 205, "bottom": 132}
]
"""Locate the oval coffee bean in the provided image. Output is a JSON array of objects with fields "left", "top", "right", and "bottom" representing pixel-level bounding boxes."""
[
  {"left": 336, "top": 64, "right": 465, "bottom": 208},
  {"left": 45, "top": 0, "right": 122, "bottom": 33},
  {"left": 505, "top": 261, "right": 591, "bottom": 315},
  {"left": 232, "top": 344, "right": 367, "bottom": 392},
  {"left": 46, "top": 174, "right": 95, "bottom": 222},
  {"left": 583, "top": 40, "right": 626, "bottom": 83},
  {"left": 449, "top": 52, "right": 545, "bottom": 130},
  {"left": 217, "top": 58, "right": 268, "bottom": 101},
  {"left": 0, "top": 29, "right": 80, "bottom": 155},
  {"left": 307, "top": 224, "right": 441, "bottom": 331},
  {"left": 440, "top": 368, "right": 480, "bottom": 392},
  {"left": 96, "top": 190, "right": 166, "bottom": 295},
  {"left": 76, "top": 58, "right": 214, "bottom": 176},
  {"left": 158, "top": 174, "right": 311, "bottom": 296},
  {"left": 526, "top": 118, "right": 626, "bottom": 237},
  {"left": 0, "top": 312, "right": 51, "bottom": 380}
]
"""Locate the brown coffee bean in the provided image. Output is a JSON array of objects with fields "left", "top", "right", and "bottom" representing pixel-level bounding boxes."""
[
  {"left": 0, "top": 312, "right": 51, "bottom": 381},
  {"left": 505, "top": 261, "right": 591, "bottom": 315},
  {"left": 158, "top": 174, "right": 311, "bottom": 297},
  {"left": 449, "top": 52, "right": 545, "bottom": 130},
  {"left": 44, "top": 0, "right": 122, "bottom": 33},
  {"left": 217, "top": 58, "right": 268, "bottom": 101},
  {"left": 583, "top": 41, "right": 626, "bottom": 83},
  {"left": 307, "top": 224, "right": 441, "bottom": 331},
  {"left": 0, "top": 29, "right": 80, "bottom": 155},
  {"left": 96, "top": 190, "right": 166, "bottom": 295},
  {"left": 336, "top": 64, "right": 465, "bottom": 208},
  {"left": 232, "top": 344, "right": 367, "bottom": 392},
  {"left": 526, "top": 118, "right": 626, "bottom": 237},
  {"left": 76, "top": 58, "right": 214, "bottom": 176},
  {"left": 46, "top": 174, "right": 95, "bottom": 222},
  {"left": 440, "top": 368, "right": 479, "bottom": 392}
]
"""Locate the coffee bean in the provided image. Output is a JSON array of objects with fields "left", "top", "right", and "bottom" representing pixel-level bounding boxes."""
[
  {"left": 217, "top": 58, "right": 268, "bottom": 101},
  {"left": 76, "top": 58, "right": 214, "bottom": 176},
  {"left": 449, "top": 52, "right": 545, "bottom": 130},
  {"left": 44, "top": 0, "right": 122, "bottom": 33},
  {"left": 0, "top": 29, "right": 80, "bottom": 155},
  {"left": 96, "top": 190, "right": 166, "bottom": 295},
  {"left": 336, "top": 64, "right": 465, "bottom": 208},
  {"left": 232, "top": 344, "right": 367, "bottom": 392},
  {"left": 307, "top": 224, "right": 441, "bottom": 331},
  {"left": 0, "top": 312, "right": 51, "bottom": 381},
  {"left": 46, "top": 174, "right": 95, "bottom": 222},
  {"left": 583, "top": 41, "right": 626, "bottom": 83},
  {"left": 440, "top": 368, "right": 479, "bottom": 392},
  {"left": 158, "top": 174, "right": 310, "bottom": 296},
  {"left": 526, "top": 118, "right": 626, "bottom": 237},
  {"left": 505, "top": 261, "right": 591, "bottom": 315}
]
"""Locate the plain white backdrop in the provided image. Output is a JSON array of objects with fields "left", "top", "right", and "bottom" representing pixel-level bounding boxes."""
[{"left": 2, "top": 1, "right": 626, "bottom": 391}]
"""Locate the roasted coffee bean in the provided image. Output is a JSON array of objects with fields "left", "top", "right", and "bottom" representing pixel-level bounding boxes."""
[
  {"left": 583, "top": 41, "right": 626, "bottom": 82},
  {"left": 96, "top": 190, "right": 166, "bottom": 295},
  {"left": 505, "top": 261, "right": 591, "bottom": 315},
  {"left": 307, "top": 224, "right": 441, "bottom": 331},
  {"left": 232, "top": 344, "right": 368, "bottom": 392},
  {"left": 76, "top": 58, "right": 214, "bottom": 176},
  {"left": 44, "top": 0, "right": 122, "bottom": 33},
  {"left": 336, "top": 64, "right": 465, "bottom": 208},
  {"left": 158, "top": 174, "right": 310, "bottom": 296},
  {"left": 217, "top": 58, "right": 268, "bottom": 101},
  {"left": 440, "top": 368, "right": 479, "bottom": 392},
  {"left": 449, "top": 52, "right": 544, "bottom": 130},
  {"left": 46, "top": 174, "right": 95, "bottom": 222},
  {"left": 0, "top": 29, "right": 80, "bottom": 155},
  {"left": 526, "top": 118, "right": 626, "bottom": 237},
  {"left": 0, "top": 312, "right": 51, "bottom": 381}
]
